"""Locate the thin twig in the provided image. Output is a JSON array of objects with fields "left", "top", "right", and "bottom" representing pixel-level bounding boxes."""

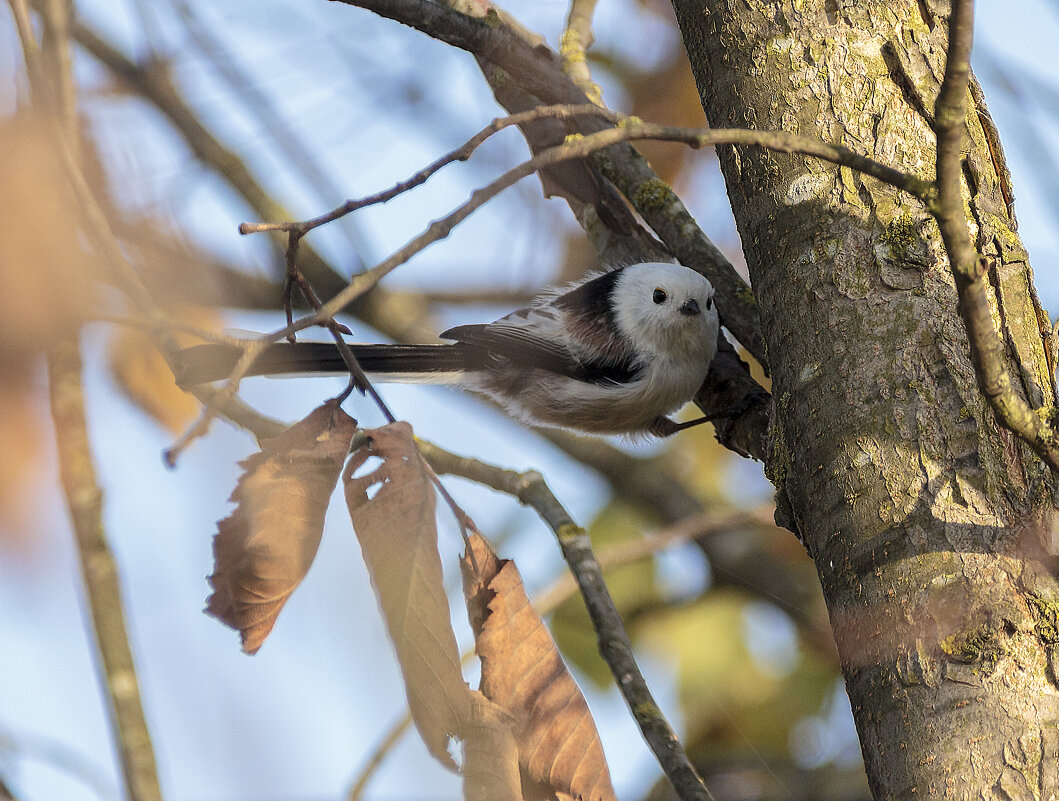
[
  {"left": 347, "top": 716, "right": 414, "bottom": 801},
  {"left": 560, "top": 0, "right": 602, "bottom": 104},
  {"left": 169, "top": 0, "right": 377, "bottom": 263},
  {"left": 163, "top": 335, "right": 280, "bottom": 462},
  {"left": 930, "top": 0, "right": 1059, "bottom": 470},
  {"left": 239, "top": 104, "right": 609, "bottom": 236},
  {"left": 7, "top": 0, "right": 44, "bottom": 93},
  {"left": 417, "top": 441, "right": 715, "bottom": 801}
]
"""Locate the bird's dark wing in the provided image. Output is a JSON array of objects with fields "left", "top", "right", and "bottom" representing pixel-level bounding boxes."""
[
  {"left": 442, "top": 302, "right": 640, "bottom": 384},
  {"left": 441, "top": 320, "right": 575, "bottom": 375}
]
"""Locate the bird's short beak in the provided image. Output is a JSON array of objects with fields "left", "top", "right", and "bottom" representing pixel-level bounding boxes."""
[{"left": 679, "top": 298, "right": 701, "bottom": 317}]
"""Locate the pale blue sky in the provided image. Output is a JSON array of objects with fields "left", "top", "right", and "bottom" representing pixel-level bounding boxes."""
[{"left": 1, "top": 2, "right": 1057, "bottom": 800}]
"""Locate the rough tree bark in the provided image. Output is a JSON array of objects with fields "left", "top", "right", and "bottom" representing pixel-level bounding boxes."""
[{"left": 671, "top": 0, "right": 1059, "bottom": 797}]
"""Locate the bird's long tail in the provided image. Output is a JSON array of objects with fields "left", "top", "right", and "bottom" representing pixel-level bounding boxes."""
[{"left": 172, "top": 342, "right": 485, "bottom": 387}]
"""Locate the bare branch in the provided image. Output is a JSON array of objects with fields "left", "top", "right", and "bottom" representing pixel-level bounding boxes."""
[
  {"left": 48, "top": 341, "right": 164, "bottom": 801},
  {"left": 347, "top": 716, "right": 414, "bottom": 801},
  {"left": 932, "top": 0, "right": 1059, "bottom": 470},
  {"left": 239, "top": 104, "right": 610, "bottom": 237}
]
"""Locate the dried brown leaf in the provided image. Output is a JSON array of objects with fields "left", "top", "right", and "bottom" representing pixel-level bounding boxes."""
[
  {"left": 343, "top": 422, "right": 470, "bottom": 770},
  {"left": 461, "top": 533, "right": 617, "bottom": 801},
  {"left": 463, "top": 691, "right": 523, "bottom": 801},
  {"left": 207, "top": 401, "right": 357, "bottom": 653}
]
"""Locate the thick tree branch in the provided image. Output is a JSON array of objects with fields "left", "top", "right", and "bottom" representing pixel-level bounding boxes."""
[{"left": 932, "top": 0, "right": 1059, "bottom": 471}]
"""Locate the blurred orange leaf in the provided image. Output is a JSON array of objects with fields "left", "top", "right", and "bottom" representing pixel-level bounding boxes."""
[
  {"left": 0, "top": 113, "right": 94, "bottom": 363},
  {"left": 207, "top": 400, "right": 357, "bottom": 653},
  {"left": 0, "top": 113, "right": 97, "bottom": 542},
  {"left": 0, "top": 379, "right": 48, "bottom": 546},
  {"left": 107, "top": 307, "right": 217, "bottom": 434},
  {"left": 344, "top": 422, "right": 471, "bottom": 770}
]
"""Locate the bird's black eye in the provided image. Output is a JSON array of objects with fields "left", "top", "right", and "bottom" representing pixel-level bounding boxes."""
[
  {"left": 653, "top": 288, "right": 668, "bottom": 304},
  {"left": 705, "top": 296, "right": 713, "bottom": 311}
]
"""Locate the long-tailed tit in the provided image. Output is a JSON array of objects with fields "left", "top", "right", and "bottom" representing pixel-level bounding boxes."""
[{"left": 174, "top": 262, "right": 720, "bottom": 436}]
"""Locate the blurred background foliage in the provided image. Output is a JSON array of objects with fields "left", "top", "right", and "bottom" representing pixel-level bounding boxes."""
[{"left": 1, "top": 1, "right": 1057, "bottom": 800}]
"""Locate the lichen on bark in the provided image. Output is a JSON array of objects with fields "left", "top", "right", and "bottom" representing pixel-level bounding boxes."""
[{"left": 671, "top": 0, "right": 1059, "bottom": 796}]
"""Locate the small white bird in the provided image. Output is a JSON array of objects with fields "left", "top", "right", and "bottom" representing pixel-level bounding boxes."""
[{"left": 174, "top": 262, "right": 720, "bottom": 436}]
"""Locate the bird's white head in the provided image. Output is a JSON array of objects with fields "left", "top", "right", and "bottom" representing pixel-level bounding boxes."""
[{"left": 611, "top": 262, "right": 719, "bottom": 364}]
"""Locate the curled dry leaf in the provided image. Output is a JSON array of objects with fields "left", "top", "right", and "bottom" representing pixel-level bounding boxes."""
[
  {"left": 461, "top": 533, "right": 616, "bottom": 801},
  {"left": 343, "top": 422, "right": 471, "bottom": 770},
  {"left": 207, "top": 401, "right": 357, "bottom": 654}
]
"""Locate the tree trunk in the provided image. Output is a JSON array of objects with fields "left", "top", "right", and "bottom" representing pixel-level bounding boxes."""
[{"left": 670, "top": 0, "right": 1059, "bottom": 796}]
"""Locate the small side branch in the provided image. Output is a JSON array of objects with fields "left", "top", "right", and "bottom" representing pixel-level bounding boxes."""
[
  {"left": 419, "top": 442, "right": 715, "bottom": 801},
  {"left": 239, "top": 104, "right": 609, "bottom": 238},
  {"left": 931, "top": 0, "right": 1059, "bottom": 470},
  {"left": 560, "top": 0, "right": 602, "bottom": 104}
]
